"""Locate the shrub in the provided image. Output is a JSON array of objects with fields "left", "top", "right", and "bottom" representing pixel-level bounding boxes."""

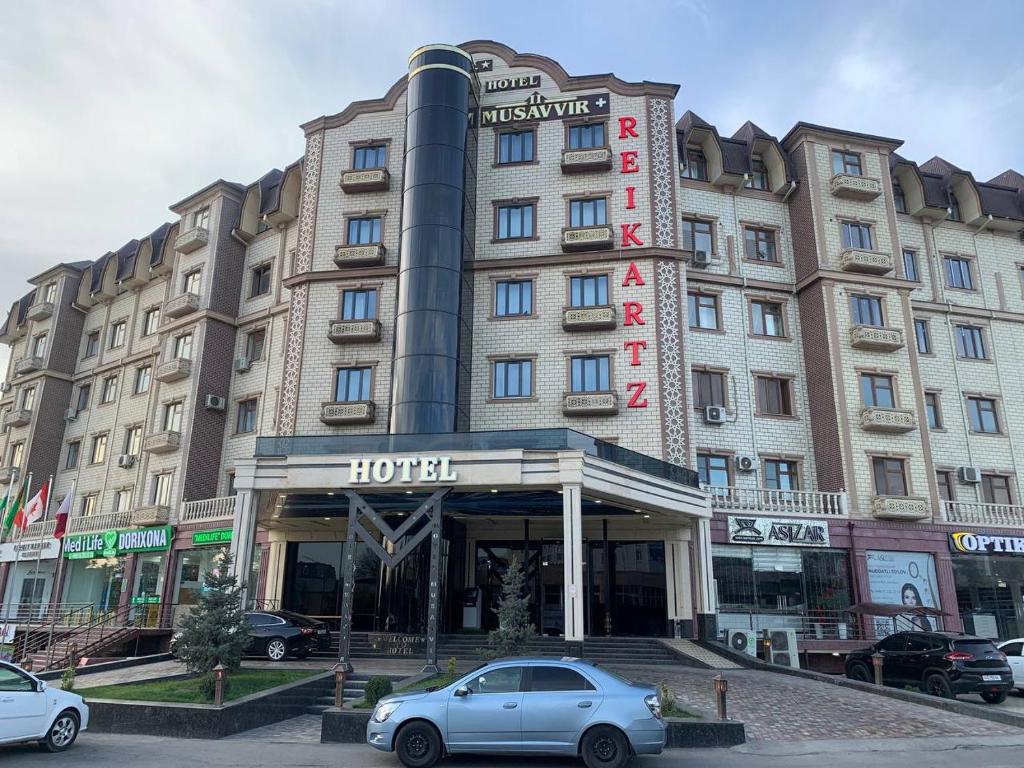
[
  {"left": 363, "top": 676, "right": 393, "bottom": 707},
  {"left": 447, "top": 657, "right": 457, "bottom": 677},
  {"left": 61, "top": 663, "right": 76, "bottom": 693}
]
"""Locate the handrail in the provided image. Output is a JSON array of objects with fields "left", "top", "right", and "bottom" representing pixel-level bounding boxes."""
[
  {"left": 942, "top": 500, "right": 1024, "bottom": 528},
  {"left": 708, "top": 486, "right": 848, "bottom": 516},
  {"left": 180, "top": 495, "right": 236, "bottom": 523}
]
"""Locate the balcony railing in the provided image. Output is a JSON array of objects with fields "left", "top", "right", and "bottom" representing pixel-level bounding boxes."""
[
  {"left": 68, "top": 510, "right": 133, "bottom": 534},
  {"left": 25, "top": 302, "right": 54, "bottom": 322},
  {"left": 181, "top": 495, "right": 236, "bottom": 524},
  {"left": 130, "top": 505, "right": 170, "bottom": 527},
  {"left": 334, "top": 243, "right": 386, "bottom": 267},
  {"left": 839, "top": 248, "right": 893, "bottom": 275},
  {"left": 321, "top": 401, "right": 375, "bottom": 425},
  {"left": 561, "top": 147, "right": 613, "bottom": 173},
  {"left": 860, "top": 407, "right": 915, "bottom": 433},
  {"left": 830, "top": 174, "right": 882, "bottom": 201},
  {"left": 14, "top": 356, "right": 44, "bottom": 376},
  {"left": 174, "top": 226, "right": 209, "bottom": 253},
  {"left": 328, "top": 319, "right": 381, "bottom": 344},
  {"left": 340, "top": 168, "right": 390, "bottom": 193},
  {"left": 871, "top": 495, "right": 930, "bottom": 521},
  {"left": 561, "top": 225, "right": 613, "bottom": 252},
  {"left": 562, "top": 306, "right": 616, "bottom": 331},
  {"left": 4, "top": 408, "right": 31, "bottom": 428},
  {"left": 942, "top": 500, "right": 1024, "bottom": 529},
  {"left": 156, "top": 358, "right": 192, "bottom": 383},
  {"left": 24, "top": 519, "right": 57, "bottom": 538},
  {"left": 143, "top": 430, "right": 182, "bottom": 454},
  {"left": 849, "top": 325, "right": 904, "bottom": 352},
  {"left": 562, "top": 391, "right": 618, "bottom": 416},
  {"left": 708, "top": 487, "right": 848, "bottom": 516},
  {"left": 163, "top": 292, "right": 201, "bottom": 319}
]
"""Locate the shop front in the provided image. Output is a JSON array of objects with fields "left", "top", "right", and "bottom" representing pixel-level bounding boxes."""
[
  {"left": 168, "top": 527, "right": 233, "bottom": 626},
  {"left": 0, "top": 537, "right": 61, "bottom": 620},
  {"left": 949, "top": 530, "right": 1024, "bottom": 640}
]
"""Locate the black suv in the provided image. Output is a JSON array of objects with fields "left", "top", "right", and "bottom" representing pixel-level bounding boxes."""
[{"left": 846, "top": 631, "right": 1013, "bottom": 703}]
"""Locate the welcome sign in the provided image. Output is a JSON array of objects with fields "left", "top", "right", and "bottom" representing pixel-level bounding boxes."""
[{"left": 63, "top": 525, "right": 173, "bottom": 560}]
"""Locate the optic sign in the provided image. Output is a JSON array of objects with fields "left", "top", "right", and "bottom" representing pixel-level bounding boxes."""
[
  {"left": 728, "top": 516, "right": 831, "bottom": 548},
  {"left": 479, "top": 92, "right": 610, "bottom": 127},
  {"left": 617, "top": 114, "right": 648, "bottom": 409},
  {"left": 949, "top": 531, "right": 1024, "bottom": 556},
  {"left": 63, "top": 525, "right": 173, "bottom": 560},
  {"left": 349, "top": 456, "right": 458, "bottom": 485}
]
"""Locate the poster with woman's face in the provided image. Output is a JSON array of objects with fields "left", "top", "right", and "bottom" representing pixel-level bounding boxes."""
[{"left": 866, "top": 551, "right": 940, "bottom": 637}]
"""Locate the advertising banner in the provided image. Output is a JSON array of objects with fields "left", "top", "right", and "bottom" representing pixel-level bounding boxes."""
[
  {"left": 866, "top": 550, "right": 940, "bottom": 637},
  {"left": 727, "top": 516, "right": 830, "bottom": 547},
  {"left": 0, "top": 537, "right": 60, "bottom": 562},
  {"left": 62, "top": 525, "right": 172, "bottom": 560}
]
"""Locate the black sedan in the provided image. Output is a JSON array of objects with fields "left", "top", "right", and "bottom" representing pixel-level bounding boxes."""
[{"left": 244, "top": 610, "right": 331, "bottom": 660}]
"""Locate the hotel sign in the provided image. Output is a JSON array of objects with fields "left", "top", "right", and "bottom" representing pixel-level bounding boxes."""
[
  {"left": 950, "top": 531, "right": 1024, "bottom": 556},
  {"left": 728, "top": 516, "right": 831, "bottom": 548},
  {"left": 483, "top": 74, "right": 541, "bottom": 94},
  {"left": 349, "top": 456, "right": 458, "bottom": 485},
  {"left": 479, "top": 92, "right": 609, "bottom": 127},
  {"left": 63, "top": 525, "right": 173, "bottom": 560}
]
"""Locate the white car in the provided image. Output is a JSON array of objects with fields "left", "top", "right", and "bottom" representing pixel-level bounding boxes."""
[
  {"left": 0, "top": 660, "right": 89, "bottom": 752},
  {"left": 997, "top": 639, "right": 1024, "bottom": 692}
]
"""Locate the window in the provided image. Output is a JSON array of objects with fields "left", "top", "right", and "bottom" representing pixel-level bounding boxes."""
[
  {"left": 152, "top": 473, "right": 173, "bottom": 506},
  {"left": 765, "top": 459, "right": 799, "bottom": 491},
  {"left": 76, "top": 383, "right": 91, "bottom": 412},
  {"left": 353, "top": 145, "right": 386, "bottom": 169},
  {"left": 831, "top": 150, "right": 862, "bottom": 176},
  {"left": 236, "top": 398, "right": 258, "bottom": 434},
  {"left": 691, "top": 369, "right": 726, "bottom": 408},
  {"left": 568, "top": 122, "right": 605, "bottom": 149},
  {"left": 493, "top": 359, "right": 533, "bottom": 399},
  {"left": 124, "top": 426, "right": 142, "bottom": 456},
  {"left": 947, "top": 192, "right": 962, "bottom": 222},
  {"left": 32, "top": 333, "right": 47, "bottom": 357},
  {"left": 570, "top": 275, "right": 609, "bottom": 307},
  {"left": 841, "top": 222, "right": 873, "bottom": 250},
  {"left": 850, "top": 294, "right": 884, "bottom": 327},
  {"left": 347, "top": 217, "right": 382, "bottom": 245},
  {"left": 872, "top": 457, "right": 907, "bottom": 496},
  {"left": 496, "top": 203, "right": 535, "bottom": 240},
  {"left": 697, "top": 453, "right": 730, "bottom": 487},
  {"left": 142, "top": 308, "right": 160, "bottom": 336},
  {"left": 681, "top": 147, "right": 707, "bottom": 181},
  {"left": 100, "top": 374, "right": 118, "bottom": 404},
  {"left": 925, "top": 392, "right": 942, "bottom": 429},
  {"left": 498, "top": 130, "right": 534, "bottom": 164},
  {"left": 183, "top": 269, "right": 202, "bottom": 295},
  {"left": 967, "top": 397, "right": 1000, "bottom": 433},
  {"left": 10, "top": 442, "right": 24, "bottom": 468},
  {"left": 65, "top": 440, "right": 80, "bottom": 470},
  {"left": 108, "top": 321, "right": 126, "bottom": 348},
  {"left": 245, "top": 329, "right": 266, "bottom": 362},
  {"left": 335, "top": 367, "right": 372, "bottom": 402},
  {"left": 134, "top": 366, "right": 151, "bottom": 395},
  {"left": 944, "top": 256, "right": 974, "bottom": 290},
  {"left": 43, "top": 283, "right": 57, "bottom": 304},
  {"left": 0, "top": 663, "right": 35, "bottom": 693},
  {"left": 570, "top": 355, "right": 611, "bottom": 393},
  {"left": 681, "top": 219, "right": 713, "bottom": 254},
  {"left": 893, "top": 180, "right": 907, "bottom": 213},
  {"left": 936, "top": 471, "right": 955, "bottom": 502},
  {"left": 902, "top": 250, "right": 919, "bottom": 282},
  {"left": 250, "top": 263, "right": 272, "bottom": 297},
  {"left": 114, "top": 488, "right": 133, "bottom": 513},
  {"left": 955, "top": 325, "right": 987, "bottom": 359},
  {"left": 90, "top": 433, "right": 108, "bottom": 464},
  {"left": 687, "top": 292, "right": 719, "bottom": 330},
  {"left": 751, "top": 301, "right": 784, "bottom": 337},
  {"left": 569, "top": 198, "right": 607, "bottom": 227},
  {"left": 161, "top": 401, "right": 183, "bottom": 433},
  {"left": 982, "top": 475, "right": 1013, "bottom": 505},
  {"left": 528, "top": 666, "right": 594, "bottom": 692},
  {"left": 174, "top": 333, "right": 193, "bottom": 360},
  {"left": 78, "top": 494, "right": 97, "bottom": 517},
  {"left": 860, "top": 373, "right": 895, "bottom": 409},
  {"left": 747, "top": 154, "right": 769, "bottom": 190},
  {"left": 192, "top": 206, "right": 210, "bottom": 230},
  {"left": 755, "top": 376, "right": 793, "bottom": 416},
  {"left": 84, "top": 331, "right": 99, "bottom": 358},
  {"left": 494, "top": 280, "right": 532, "bottom": 317},
  {"left": 21, "top": 387, "right": 35, "bottom": 411},
  {"left": 465, "top": 666, "right": 524, "bottom": 695},
  {"left": 342, "top": 289, "right": 379, "bottom": 320},
  {"left": 744, "top": 228, "right": 777, "bottom": 262},
  {"left": 914, "top": 319, "right": 931, "bottom": 354}
]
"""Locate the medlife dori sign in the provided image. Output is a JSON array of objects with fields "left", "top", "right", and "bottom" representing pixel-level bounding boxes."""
[
  {"left": 348, "top": 456, "right": 457, "bottom": 485},
  {"left": 62, "top": 525, "right": 173, "bottom": 560},
  {"left": 727, "top": 516, "right": 831, "bottom": 547}
]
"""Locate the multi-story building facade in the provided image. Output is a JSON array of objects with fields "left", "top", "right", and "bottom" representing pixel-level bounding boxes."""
[{"left": 2, "top": 41, "right": 1023, "bottom": 668}]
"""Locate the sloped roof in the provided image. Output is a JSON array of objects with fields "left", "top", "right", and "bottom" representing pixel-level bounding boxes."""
[
  {"left": 113, "top": 239, "right": 142, "bottom": 282},
  {"left": 147, "top": 223, "right": 174, "bottom": 269},
  {"left": 988, "top": 169, "right": 1024, "bottom": 189}
]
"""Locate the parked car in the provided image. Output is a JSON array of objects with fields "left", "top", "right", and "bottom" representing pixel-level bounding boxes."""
[
  {"left": 0, "top": 660, "right": 89, "bottom": 752},
  {"left": 170, "top": 610, "right": 331, "bottom": 661},
  {"left": 845, "top": 631, "right": 1013, "bottom": 703},
  {"left": 996, "top": 638, "right": 1024, "bottom": 692},
  {"left": 366, "top": 657, "right": 664, "bottom": 768}
]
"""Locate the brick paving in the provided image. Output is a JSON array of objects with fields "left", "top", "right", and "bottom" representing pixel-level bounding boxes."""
[{"left": 223, "top": 714, "right": 324, "bottom": 742}]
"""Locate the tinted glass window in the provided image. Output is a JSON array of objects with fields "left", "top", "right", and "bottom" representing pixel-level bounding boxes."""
[
  {"left": 953, "top": 640, "right": 999, "bottom": 655},
  {"left": 529, "top": 666, "right": 594, "bottom": 692},
  {"left": 467, "top": 666, "right": 523, "bottom": 694},
  {"left": 1001, "top": 641, "right": 1023, "bottom": 657},
  {"left": 905, "top": 635, "right": 930, "bottom": 652},
  {"left": 0, "top": 665, "right": 33, "bottom": 692},
  {"left": 245, "top": 613, "right": 274, "bottom": 626},
  {"left": 877, "top": 634, "right": 907, "bottom": 652}
]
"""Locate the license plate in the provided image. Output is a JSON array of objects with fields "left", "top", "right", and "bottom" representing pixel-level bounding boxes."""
[{"left": 983, "top": 675, "right": 1002, "bottom": 682}]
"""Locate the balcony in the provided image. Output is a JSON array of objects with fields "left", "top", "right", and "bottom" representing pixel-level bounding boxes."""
[
  {"left": 155, "top": 358, "right": 191, "bottom": 383},
  {"left": 25, "top": 519, "right": 56, "bottom": 539},
  {"left": 25, "top": 302, "right": 54, "bottom": 322},
  {"left": 709, "top": 487, "right": 848, "bottom": 517},
  {"left": 130, "top": 505, "right": 170, "bottom": 527},
  {"left": 830, "top": 174, "right": 882, "bottom": 201},
  {"left": 4, "top": 408, "right": 31, "bottom": 428},
  {"left": 561, "top": 225, "right": 613, "bottom": 253},
  {"left": 181, "top": 495, "right": 236, "bottom": 524},
  {"left": 562, "top": 306, "right": 617, "bottom": 331},
  {"left": 321, "top": 401, "right": 375, "bottom": 425},
  {"left": 334, "top": 243, "right": 386, "bottom": 268},
  {"left": 561, "top": 147, "right": 613, "bottom": 173},
  {"left": 849, "top": 325, "right": 905, "bottom": 352},
  {"left": 68, "top": 511, "right": 132, "bottom": 535},
  {"left": 143, "top": 430, "right": 181, "bottom": 454},
  {"left": 839, "top": 249, "right": 893, "bottom": 275},
  {"left": 339, "top": 168, "right": 390, "bottom": 193},
  {"left": 163, "top": 292, "right": 200, "bottom": 319},
  {"left": 14, "top": 356, "right": 44, "bottom": 376},
  {"left": 174, "top": 226, "right": 209, "bottom": 254},
  {"left": 0, "top": 466, "right": 15, "bottom": 485},
  {"left": 942, "top": 500, "right": 1024, "bottom": 529},
  {"left": 871, "top": 495, "right": 930, "bottom": 521},
  {"left": 860, "top": 407, "right": 916, "bottom": 433},
  {"left": 328, "top": 319, "right": 381, "bottom": 344},
  {"left": 562, "top": 391, "right": 618, "bottom": 417}
]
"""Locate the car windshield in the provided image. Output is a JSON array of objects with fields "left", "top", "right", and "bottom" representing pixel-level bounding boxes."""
[
  {"left": 954, "top": 640, "right": 999, "bottom": 654},
  {"left": 274, "top": 610, "right": 318, "bottom": 626}
]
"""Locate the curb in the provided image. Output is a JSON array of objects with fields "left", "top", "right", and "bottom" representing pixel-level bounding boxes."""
[{"left": 37, "top": 653, "right": 174, "bottom": 681}]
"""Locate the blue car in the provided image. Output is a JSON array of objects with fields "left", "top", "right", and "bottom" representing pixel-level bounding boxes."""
[{"left": 367, "top": 657, "right": 664, "bottom": 768}]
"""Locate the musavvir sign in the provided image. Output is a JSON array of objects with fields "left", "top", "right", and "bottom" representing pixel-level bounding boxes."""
[{"left": 63, "top": 525, "right": 173, "bottom": 560}]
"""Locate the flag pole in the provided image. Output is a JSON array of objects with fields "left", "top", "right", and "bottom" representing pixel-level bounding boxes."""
[
  {"left": 28, "top": 476, "right": 52, "bottom": 621},
  {"left": 51, "top": 480, "right": 75, "bottom": 622},
  {"left": 9, "top": 473, "right": 31, "bottom": 622},
  {"left": 0, "top": 467, "right": 17, "bottom": 545}
]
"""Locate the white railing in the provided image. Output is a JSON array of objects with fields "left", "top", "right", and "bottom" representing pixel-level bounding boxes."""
[
  {"left": 709, "top": 486, "right": 848, "bottom": 517},
  {"left": 67, "top": 510, "right": 132, "bottom": 534},
  {"left": 181, "top": 495, "right": 236, "bottom": 524},
  {"left": 24, "top": 519, "right": 57, "bottom": 538},
  {"left": 942, "top": 500, "right": 1024, "bottom": 528}
]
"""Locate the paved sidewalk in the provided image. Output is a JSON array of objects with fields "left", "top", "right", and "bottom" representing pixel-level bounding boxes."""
[{"left": 223, "top": 714, "right": 324, "bottom": 742}]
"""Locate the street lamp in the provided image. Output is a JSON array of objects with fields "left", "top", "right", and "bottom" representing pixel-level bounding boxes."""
[
  {"left": 332, "top": 662, "right": 347, "bottom": 708},
  {"left": 713, "top": 674, "right": 728, "bottom": 720},
  {"left": 213, "top": 663, "right": 226, "bottom": 706}
]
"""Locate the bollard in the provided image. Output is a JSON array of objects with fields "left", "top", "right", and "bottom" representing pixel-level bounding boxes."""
[
  {"left": 871, "top": 652, "right": 884, "bottom": 686},
  {"left": 761, "top": 629, "right": 772, "bottom": 663},
  {"left": 333, "top": 662, "right": 347, "bottom": 708},
  {"left": 20, "top": 657, "right": 33, "bottom": 673},
  {"left": 213, "top": 663, "right": 226, "bottom": 706},
  {"left": 713, "top": 674, "right": 728, "bottom": 720}
]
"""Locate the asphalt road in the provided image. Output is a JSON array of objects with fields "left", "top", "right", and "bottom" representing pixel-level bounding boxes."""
[{"left": 4, "top": 732, "right": 1024, "bottom": 768}]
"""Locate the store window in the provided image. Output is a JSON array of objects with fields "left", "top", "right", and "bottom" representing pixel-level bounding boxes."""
[
  {"left": 62, "top": 557, "right": 126, "bottom": 613},
  {"left": 954, "top": 555, "right": 1024, "bottom": 639},
  {"left": 174, "top": 547, "right": 229, "bottom": 608},
  {"left": 866, "top": 551, "right": 941, "bottom": 637}
]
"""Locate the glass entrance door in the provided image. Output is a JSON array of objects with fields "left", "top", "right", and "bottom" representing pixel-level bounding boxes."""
[{"left": 586, "top": 541, "right": 668, "bottom": 637}]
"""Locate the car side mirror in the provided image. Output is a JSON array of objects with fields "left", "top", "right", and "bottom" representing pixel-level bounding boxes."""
[
  {"left": 454, "top": 686, "right": 471, "bottom": 697},
  {"left": 36, "top": 680, "right": 46, "bottom": 692}
]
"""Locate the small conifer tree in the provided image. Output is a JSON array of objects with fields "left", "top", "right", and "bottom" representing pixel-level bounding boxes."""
[{"left": 485, "top": 554, "right": 535, "bottom": 658}]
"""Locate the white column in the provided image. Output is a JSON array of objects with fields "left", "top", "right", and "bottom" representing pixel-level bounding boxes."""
[
  {"left": 694, "top": 518, "right": 717, "bottom": 615},
  {"left": 562, "top": 483, "right": 584, "bottom": 644},
  {"left": 229, "top": 490, "right": 259, "bottom": 603}
]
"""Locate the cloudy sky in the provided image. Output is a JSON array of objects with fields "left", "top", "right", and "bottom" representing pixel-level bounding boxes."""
[{"left": 2, "top": 0, "right": 1023, "bottom": 371}]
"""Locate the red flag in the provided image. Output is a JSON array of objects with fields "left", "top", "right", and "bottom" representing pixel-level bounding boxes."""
[
  {"left": 53, "top": 489, "right": 73, "bottom": 540},
  {"left": 14, "top": 480, "right": 47, "bottom": 531}
]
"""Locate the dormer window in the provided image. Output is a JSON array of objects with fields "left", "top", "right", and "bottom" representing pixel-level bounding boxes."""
[
  {"left": 192, "top": 206, "right": 210, "bottom": 230},
  {"left": 831, "top": 150, "right": 862, "bottom": 176},
  {"left": 746, "top": 154, "right": 769, "bottom": 190},
  {"left": 947, "top": 192, "right": 962, "bottom": 222},
  {"left": 353, "top": 145, "right": 387, "bottom": 170},
  {"left": 892, "top": 180, "right": 907, "bottom": 213},
  {"left": 681, "top": 147, "right": 708, "bottom": 181}
]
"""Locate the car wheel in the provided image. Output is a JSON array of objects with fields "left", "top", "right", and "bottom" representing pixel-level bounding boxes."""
[
  {"left": 395, "top": 721, "right": 442, "bottom": 768},
  {"left": 847, "top": 663, "right": 872, "bottom": 683},
  {"left": 581, "top": 725, "right": 630, "bottom": 768},
  {"left": 981, "top": 690, "right": 1008, "bottom": 704},
  {"left": 266, "top": 637, "right": 288, "bottom": 661},
  {"left": 39, "top": 710, "right": 80, "bottom": 752},
  {"left": 923, "top": 673, "right": 953, "bottom": 699}
]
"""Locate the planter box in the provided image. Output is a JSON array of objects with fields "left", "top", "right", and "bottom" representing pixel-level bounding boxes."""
[
  {"left": 562, "top": 226, "right": 613, "bottom": 252},
  {"left": 839, "top": 249, "right": 893, "bottom": 275},
  {"left": 321, "top": 401, "right": 375, "bottom": 425},
  {"left": 328, "top": 319, "right": 381, "bottom": 344},
  {"left": 174, "top": 227, "right": 209, "bottom": 254},
  {"left": 830, "top": 174, "right": 882, "bottom": 201},
  {"left": 871, "top": 495, "right": 930, "bottom": 521},
  {"left": 562, "top": 306, "right": 616, "bottom": 331},
  {"left": 340, "top": 168, "right": 390, "bottom": 193},
  {"left": 334, "top": 244, "right": 386, "bottom": 268},
  {"left": 562, "top": 392, "right": 618, "bottom": 416},
  {"left": 849, "top": 325, "right": 904, "bottom": 352},
  {"left": 860, "top": 407, "right": 915, "bottom": 433},
  {"left": 561, "top": 147, "right": 613, "bottom": 173}
]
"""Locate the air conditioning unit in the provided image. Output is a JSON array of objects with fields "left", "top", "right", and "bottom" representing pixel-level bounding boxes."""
[
  {"left": 735, "top": 454, "right": 757, "bottom": 473},
  {"left": 117, "top": 454, "right": 136, "bottom": 469},
  {"left": 691, "top": 249, "right": 710, "bottom": 267},
  {"left": 703, "top": 405, "right": 726, "bottom": 424},
  {"left": 957, "top": 466, "right": 981, "bottom": 484},
  {"left": 204, "top": 395, "right": 226, "bottom": 411},
  {"left": 64, "top": 408, "right": 78, "bottom": 422},
  {"left": 234, "top": 357, "right": 251, "bottom": 373},
  {"left": 726, "top": 629, "right": 758, "bottom": 657},
  {"left": 0, "top": 382, "right": 10, "bottom": 394},
  {"left": 766, "top": 628, "right": 800, "bottom": 668}
]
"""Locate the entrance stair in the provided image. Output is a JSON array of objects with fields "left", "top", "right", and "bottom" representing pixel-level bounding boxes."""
[{"left": 304, "top": 674, "right": 405, "bottom": 714}]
